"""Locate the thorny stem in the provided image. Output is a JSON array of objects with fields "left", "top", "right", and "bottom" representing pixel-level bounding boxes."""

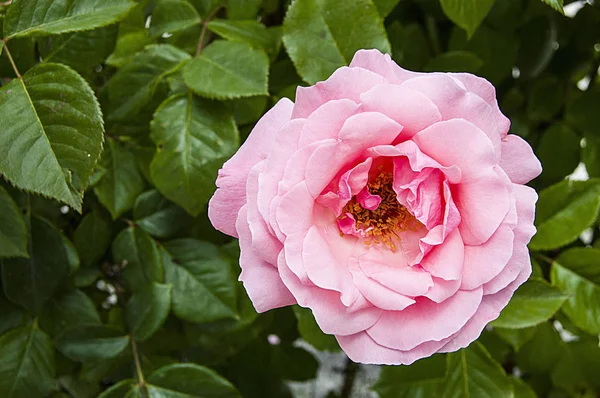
[
  {"left": 3, "top": 41, "right": 22, "bottom": 79},
  {"left": 195, "top": 6, "right": 223, "bottom": 56},
  {"left": 534, "top": 253, "right": 555, "bottom": 265},
  {"left": 131, "top": 338, "right": 146, "bottom": 390}
]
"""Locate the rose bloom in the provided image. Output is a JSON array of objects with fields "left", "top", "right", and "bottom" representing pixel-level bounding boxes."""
[{"left": 209, "top": 49, "right": 542, "bottom": 365}]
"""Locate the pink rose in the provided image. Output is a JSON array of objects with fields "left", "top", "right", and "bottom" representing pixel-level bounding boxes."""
[{"left": 209, "top": 49, "right": 542, "bottom": 365}]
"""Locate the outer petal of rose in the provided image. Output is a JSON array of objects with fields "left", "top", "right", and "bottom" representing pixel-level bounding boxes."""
[
  {"left": 402, "top": 75, "right": 501, "bottom": 158},
  {"left": 246, "top": 162, "right": 282, "bottom": 265},
  {"left": 209, "top": 98, "right": 294, "bottom": 237},
  {"left": 258, "top": 119, "right": 305, "bottom": 227},
  {"left": 420, "top": 229, "right": 464, "bottom": 281},
  {"left": 298, "top": 99, "right": 360, "bottom": 147},
  {"left": 483, "top": 185, "right": 537, "bottom": 294},
  {"left": 304, "top": 112, "right": 403, "bottom": 196},
  {"left": 499, "top": 135, "right": 543, "bottom": 184},
  {"left": 337, "top": 331, "right": 451, "bottom": 365},
  {"left": 440, "top": 266, "right": 531, "bottom": 353},
  {"left": 461, "top": 225, "right": 515, "bottom": 290},
  {"left": 449, "top": 72, "right": 511, "bottom": 137},
  {"left": 367, "top": 288, "right": 483, "bottom": 351},
  {"left": 412, "top": 119, "right": 497, "bottom": 182},
  {"left": 452, "top": 167, "right": 511, "bottom": 246},
  {"left": 301, "top": 226, "right": 361, "bottom": 307},
  {"left": 360, "top": 84, "right": 442, "bottom": 139},
  {"left": 278, "top": 251, "right": 382, "bottom": 335},
  {"left": 292, "top": 67, "right": 386, "bottom": 118},
  {"left": 349, "top": 49, "right": 420, "bottom": 84},
  {"left": 235, "top": 205, "right": 296, "bottom": 312}
]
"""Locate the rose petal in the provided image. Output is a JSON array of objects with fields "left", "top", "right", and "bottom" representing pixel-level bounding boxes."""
[
  {"left": 298, "top": 99, "right": 360, "bottom": 147},
  {"left": 337, "top": 331, "right": 451, "bottom": 365},
  {"left": 236, "top": 205, "right": 295, "bottom": 312},
  {"left": 360, "top": 84, "right": 442, "bottom": 139},
  {"left": 402, "top": 74, "right": 502, "bottom": 158},
  {"left": 420, "top": 229, "right": 464, "bottom": 281},
  {"left": 412, "top": 119, "right": 497, "bottom": 182},
  {"left": 449, "top": 72, "right": 511, "bottom": 137},
  {"left": 367, "top": 288, "right": 483, "bottom": 350},
  {"left": 292, "top": 67, "right": 386, "bottom": 118},
  {"left": 349, "top": 49, "right": 419, "bottom": 84},
  {"left": 278, "top": 251, "right": 382, "bottom": 335},
  {"left": 499, "top": 135, "right": 543, "bottom": 184},
  {"left": 453, "top": 167, "right": 511, "bottom": 246},
  {"left": 461, "top": 225, "right": 515, "bottom": 290},
  {"left": 209, "top": 98, "right": 294, "bottom": 236}
]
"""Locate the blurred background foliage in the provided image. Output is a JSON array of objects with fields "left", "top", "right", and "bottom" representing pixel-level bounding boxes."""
[{"left": 0, "top": 0, "right": 600, "bottom": 397}]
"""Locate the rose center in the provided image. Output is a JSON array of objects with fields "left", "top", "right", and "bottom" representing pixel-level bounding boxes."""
[{"left": 338, "top": 171, "right": 416, "bottom": 251}]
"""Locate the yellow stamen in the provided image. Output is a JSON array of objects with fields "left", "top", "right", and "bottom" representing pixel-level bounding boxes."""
[{"left": 339, "top": 171, "right": 417, "bottom": 251}]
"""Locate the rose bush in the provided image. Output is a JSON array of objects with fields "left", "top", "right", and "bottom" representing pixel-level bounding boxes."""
[{"left": 210, "top": 49, "right": 542, "bottom": 365}]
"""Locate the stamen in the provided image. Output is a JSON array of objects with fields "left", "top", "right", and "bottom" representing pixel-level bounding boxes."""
[{"left": 338, "top": 171, "right": 417, "bottom": 251}]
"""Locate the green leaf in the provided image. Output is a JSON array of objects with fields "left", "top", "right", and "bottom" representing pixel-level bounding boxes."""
[
  {"left": 491, "top": 278, "right": 568, "bottom": 329},
  {"left": 97, "top": 380, "right": 135, "bottom": 398},
  {"left": 0, "top": 322, "right": 55, "bottom": 398},
  {"left": 424, "top": 51, "right": 483, "bottom": 73},
  {"left": 146, "top": 363, "right": 240, "bottom": 397},
  {"left": 527, "top": 76, "right": 564, "bottom": 122},
  {"left": 272, "top": 345, "right": 319, "bottom": 381},
  {"left": 515, "top": 16, "right": 556, "bottom": 79},
  {"left": 439, "top": 342, "right": 513, "bottom": 398},
  {"left": 0, "top": 297, "right": 28, "bottom": 336},
  {"left": 388, "top": 21, "right": 432, "bottom": 71},
  {"left": 373, "top": 0, "right": 400, "bottom": 17},
  {"left": 293, "top": 306, "right": 340, "bottom": 352},
  {"left": 515, "top": 323, "right": 565, "bottom": 374},
  {"left": 566, "top": 88, "right": 600, "bottom": 135},
  {"left": 149, "top": 0, "right": 201, "bottom": 38},
  {"left": 3, "top": 0, "right": 136, "bottom": 39},
  {"left": 529, "top": 179, "right": 600, "bottom": 250},
  {"left": 182, "top": 40, "right": 269, "bottom": 99},
  {"left": 226, "top": 96, "right": 268, "bottom": 126},
  {"left": 126, "top": 282, "right": 172, "bottom": 341},
  {"left": 509, "top": 377, "right": 536, "bottom": 398},
  {"left": 112, "top": 227, "right": 164, "bottom": 292},
  {"left": 74, "top": 210, "right": 112, "bottom": 267},
  {"left": 494, "top": 327, "right": 536, "bottom": 352},
  {"left": 2, "top": 216, "right": 69, "bottom": 314},
  {"left": 39, "top": 25, "right": 119, "bottom": 73},
  {"left": 440, "top": 0, "right": 496, "bottom": 38},
  {"left": 101, "top": 44, "right": 191, "bottom": 123},
  {"left": 583, "top": 133, "right": 600, "bottom": 178},
  {"left": 373, "top": 355, "right": 447, "bottom": 398},
  {"left": 94, "top": 139, "right": 145, "bottom": 219},
  {"left": 0, "top": 63, "right": 104, "bottom": 211},
  {"left": 283, "top": 0, "right": 390, "bottom": 84},
  {"left": 227, "top": 0, "right": 261, "bottom": 20},
  {"left": 536, "top": 124, "right": 580, "bottom": 186},
  {"left": 163, "top": 239, "right": 238, "bottom": 323},
  {"left": 552, "top": 248, "right": 600, "bottom": 335},
  {"left": 0, "top": 185, "right": 27, "bottom": 258},
  {"left": 206, "top": 19, "right": 276, "bottom": 51},
  {"left": 55, "top": 325, "right": 130, "bottom": 362},
  {"left": 541, "top": 0, "right": 564, "bottom": 13},
  {"left": 133, "top": 190, "right": 191, "bottom": 238},
  {"left": 149, "top": 93, "right": 239, "bottom": 216},
  {"left": 40, "top": 289, "right": 101, "bottom": 336},
  {"left": 552, "top": 341, "right": 600, "bottom": 392}
]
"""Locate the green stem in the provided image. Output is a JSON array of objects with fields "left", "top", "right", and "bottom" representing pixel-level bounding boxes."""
[
  {"left": 195, "top": 5, "right": 223, "bottom": 56},
  {"left": 3, "top": 41, "right": 22, "bottom": 79},
  {"left": 425, "top": 15, "right": 441, "bottom": 56},
  {"left": 131, "top": 338, "right": 146, "bottom": 389}
]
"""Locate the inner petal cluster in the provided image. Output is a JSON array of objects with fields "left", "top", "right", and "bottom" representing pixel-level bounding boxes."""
[{"left": 337, "top": 171, "right": 418, "bottom": 252}]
